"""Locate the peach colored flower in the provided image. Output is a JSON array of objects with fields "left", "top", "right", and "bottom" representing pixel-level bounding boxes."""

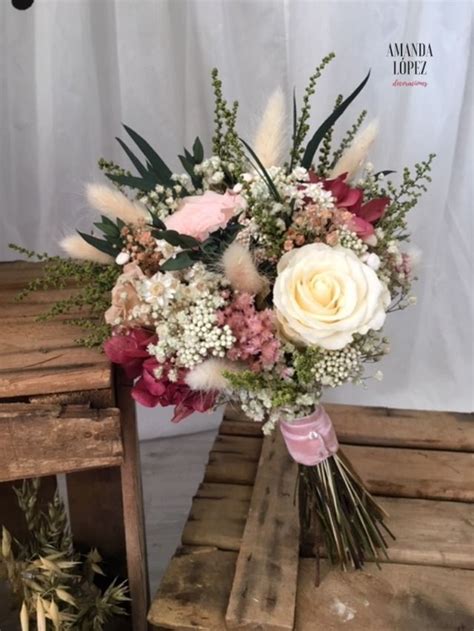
[
  {"left": 105, "top": 263, "right": 148, "bottom": 327},
  {"left": 165, "top": 190, "right": 244, "bottom": 241}
]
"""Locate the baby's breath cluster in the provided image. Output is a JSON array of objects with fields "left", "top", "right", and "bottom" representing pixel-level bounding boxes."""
[
  {"left": 294, "top": 345, "right": 363, "bottom": 388},
  {"left": 151, "top": 293, "right": 235, "bottom": 369},
  {"left": 143, "top": 263, "right": 235, "bottom": 369},
  {"left": 338, "top": 228, "right": 368, "bottom": 255},
  {"left": 138, "top": 173, "right": 193, "bottom": 219}
]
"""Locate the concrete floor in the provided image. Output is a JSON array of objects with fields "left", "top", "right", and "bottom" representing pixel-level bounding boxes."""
[{"left": 140, "top": 428, "right": 219, "bottom": 595}]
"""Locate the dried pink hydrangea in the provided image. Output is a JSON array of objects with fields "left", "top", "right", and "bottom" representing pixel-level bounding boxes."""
[{"left": 217, "top": 293, "right": 280, "bottom": 371}]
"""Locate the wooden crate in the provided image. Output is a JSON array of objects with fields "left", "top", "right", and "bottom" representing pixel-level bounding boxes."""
[
  {"left": 148, "top": 405, "right": 474, "bottom": 630},
  {"left": 0, "top": 261, "right": 149, "bottom": 631}
]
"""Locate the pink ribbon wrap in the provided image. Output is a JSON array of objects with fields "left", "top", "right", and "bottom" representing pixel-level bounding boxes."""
[{"left": 279, "top": 406, "right": 339, "bottom": 466}]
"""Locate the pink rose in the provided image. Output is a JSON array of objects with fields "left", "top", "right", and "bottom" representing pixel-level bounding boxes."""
[{"left": 165, "top": 190, "right": 244, "bottom": 241}]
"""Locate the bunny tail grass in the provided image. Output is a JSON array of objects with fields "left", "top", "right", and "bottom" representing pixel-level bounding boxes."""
[
  {"left": 330, "top": 119, "right": 378, "bottom": 180},
  {"left": 86, "top": 183, "right": 148, "bottom": 224},
  {"left": 221, "top": 242, "right": 268, "bottom": 295},
  {"left": 60, "top": 235, "right": 113, "bottom": 264},
  {"left": 254, "top": 87, "right": 287, "bottom": 168}
]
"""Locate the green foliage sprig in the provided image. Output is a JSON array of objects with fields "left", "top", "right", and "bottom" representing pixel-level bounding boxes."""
[
  {"left": 9, "top": 244, "right": 120, "bottom": 348},
  {"left": 289, "top": 52, "right": 336, "bottom": 170},
  {"left": 330, "top": 108, "right": 367, "bottom": 169},
  {"left": 1, "top": 479, "right": 129, "bottom": 631},
  {"left": 317, "top": 93, "right": 343, "bottom": 176},
  {"left": 376, "top": 153, "right": 436, "bottom": 241},
  {"left": 211, "top": 68, "right": 245, "bottom": 177}
]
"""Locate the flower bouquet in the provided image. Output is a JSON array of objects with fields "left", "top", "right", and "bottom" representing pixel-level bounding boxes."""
[{"left": 13, "top": 54, "right": 434, "bottom": 571}]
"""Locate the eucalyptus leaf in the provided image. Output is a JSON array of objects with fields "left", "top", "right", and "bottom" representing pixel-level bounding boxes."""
[
  {"left": 116, "top": 138, "right": 151, "bottom": 179},
  {"left": 106, "top": 172, "right": 157, "bottom": 192},
  {"left": 123, "top": 124, "right": 173, "bottom": 184},
  {"left": 301, "top": 70, "right": 371, "bottom": 170},
  {"left": 148, "top": 211, "right": 167, "bottom": 230},
  {"left": 93, "top": 221, "right": 120, "bottom": 238},
  {"left": 160, "top": 251, "right": 199, "bottom": 271},
  {"left": 155, "top": 229, "right": 201, "bottom": 249},
  {"left": 192, "top": 137, "right": 204, "bottom": 163},
  {"left": 77, "top": 231, "right": 117, "bottom": 257}
]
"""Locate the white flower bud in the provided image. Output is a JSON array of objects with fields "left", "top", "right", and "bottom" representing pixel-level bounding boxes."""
[
  {"left": 115, "top": 251, "right": 130, "bottom": 265},
  {"left": 363, "top": 252, "right": 381, "bottom": 271}
]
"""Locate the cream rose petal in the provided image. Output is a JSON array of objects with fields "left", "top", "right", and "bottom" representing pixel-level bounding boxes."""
[{"left": 273, "top": 243, "right": 389, "bottom": 350}]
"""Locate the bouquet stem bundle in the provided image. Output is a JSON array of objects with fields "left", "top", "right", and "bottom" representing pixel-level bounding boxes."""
[{"left": 298, "top": 451, "right": 394, "bottom": 574}]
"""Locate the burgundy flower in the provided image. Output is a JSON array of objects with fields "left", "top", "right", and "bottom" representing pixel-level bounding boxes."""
[
  {"left": 104, "top": 329, "right": 157, "bottom": 379},
  {"left": 308, "top": 171, "right": 390, "bottom": 240},
  {"left": 132, "top": 358, "right": 217, "bottom": 422}
]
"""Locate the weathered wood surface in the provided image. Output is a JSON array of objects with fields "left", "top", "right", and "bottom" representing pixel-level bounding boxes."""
[
  {"left": 344, "top": 444, "right": 474, "bottom": 502},
  {"left": 225, "top": 403, "right": 474, "bottom": 451},
  {"left": 148, "top": 547, "right": 237, "bottom": 630},
  {"left": 182, "top": 483, "right": 252, "bottom": 551},
  {"left": 116, "top": 372, "right": 150, "bottom": 631},
  {"left": 0, "top": 261, "right": 111, "bottom": 398},
  {"left": 226, "top": 431, "right": 300, "bottom": 631},
  {"left": 0, "top": 403, "right": 122, "bottom": 481},
  {"left": 204, "top": 434, "right": 262, "bottom": 486},
  {"left": 325, "top": 403, "right": 474, "bottom": 451},
  {"left": 183, "top": 487, "right": 474, "bottom": 570},
  {"left": 295, "top": 560, "right": 474, "bottom": 630},
  {"left": 204, "top": 433, "right": 474, "bottom": 502},
  {"left": 150, "top": 403, "right": 474, "bottom": 630},
  {"left": 149, "top": 548, "right": 474, "bottom": 631}
]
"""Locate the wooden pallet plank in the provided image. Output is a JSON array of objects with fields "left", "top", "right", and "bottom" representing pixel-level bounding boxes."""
[
  {"left": 0, "top": 404, "right": 122, "bottom": 480},
  {"left": 211, "top": 434, "right": 262, "bottom": 460},
  {"left": 326, "top": 403, "right": 474, "bottom": 451},
  {"left": 219, "top": 418, "right": 263, "bottom": 438},
  {"left": 204, "top": 434, "right": 261, "bottom": 486},
  {"left": 182, "top": 486, "right": 474, "bottom": 569},
  {"left": 224, "top": 404, "right": 474, "bottom": 452},
  {"left": 182, "top": 483, "right": 252, "bottom": 551},
  {"left": 344, "top": 444, "right": 474, "bottom": 501},
  {"left": 148, "top": 547, "right": 237, "bottom": 630},
  {"left": 0, "top": 364, "right": 112, "bottom": 398},
  {"left": 0, "top": 344, "right": 111, "bottom": 373},
  {"left": 379, "top": 497, "right": 474, "bottom": 569},
  {"left": 225, "top": 430, "right": 300, "bottom": 631},
  {"left": 295, "top": 560, "right": 474, "bottom": 630},
  {"left": 150, "top": 551, "right": 474, "bottom": 631}
]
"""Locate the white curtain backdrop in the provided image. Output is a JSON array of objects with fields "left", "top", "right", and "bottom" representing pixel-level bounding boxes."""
[{"left": 1, "top": 0, "right": 472, "bottom": 439}]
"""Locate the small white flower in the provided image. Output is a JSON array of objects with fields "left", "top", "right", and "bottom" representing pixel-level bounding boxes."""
[
  {"left": 374, "top": 370, "right": 384, "bottom": 381},
  {"left": 115, "top": 251, "right": 130, "bottom": 265},
  {"left": 363, "top": 252, "right": 381, "bottom": 271}
]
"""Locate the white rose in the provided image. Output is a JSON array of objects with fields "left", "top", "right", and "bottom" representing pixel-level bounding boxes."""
[{"left": 273, "top": 243, "right": 390, "bottom": 350}]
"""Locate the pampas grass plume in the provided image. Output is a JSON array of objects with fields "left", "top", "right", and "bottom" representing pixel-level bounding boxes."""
[
  {"left": 330, "top": 119, "right": 378, "bottom": 180},
  {"left": 86, "top": 183, "right": 148, "bottom": 224},
  {"left": 221, "top": 242, "right": 267, "bottom": 295},
  {"left": 254, "top": 87, "right": 287, "bottom": 168},
  {"left": 185, "top": 358, "right": 234, "bottom": 391},
  {"left": 60, "top": 235, "right": 113, "bottom": 264}
]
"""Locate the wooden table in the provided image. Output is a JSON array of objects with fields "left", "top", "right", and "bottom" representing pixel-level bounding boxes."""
[
  {"left": 149, "top": 404, "right": 474, "bottom": 630},
  {"left": 0, "top": 261, "right": 149, "bottom": 630}
]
